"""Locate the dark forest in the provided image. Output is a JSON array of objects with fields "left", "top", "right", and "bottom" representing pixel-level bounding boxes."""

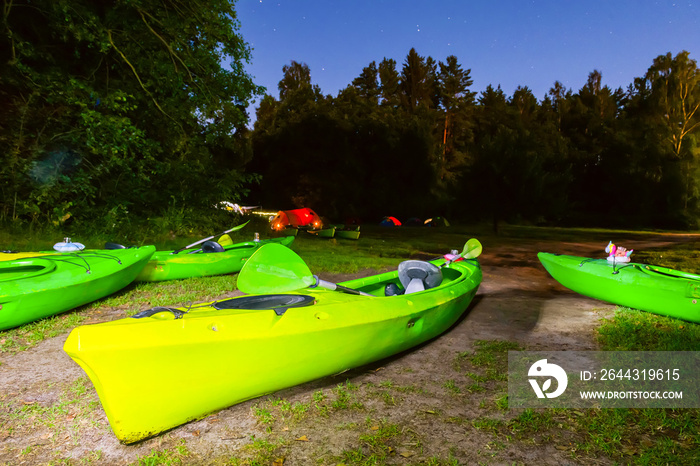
[{"left": 250, "top": 50, "right": 700, "bottom": 230}]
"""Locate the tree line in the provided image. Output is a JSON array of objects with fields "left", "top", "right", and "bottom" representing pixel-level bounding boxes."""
[
  {"left": 1, "top": 1, "right": 698, "bottom": 233},
  {"left": 250, "top": 49, "right": 700, "bottom": 230},
  {"left": 0, "top": 0, "right": 261, "bottom": 233}
]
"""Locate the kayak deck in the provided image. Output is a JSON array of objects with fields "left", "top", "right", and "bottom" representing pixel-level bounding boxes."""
[{"left": 0, "top": 247, "right": 156, "bottom": 330}]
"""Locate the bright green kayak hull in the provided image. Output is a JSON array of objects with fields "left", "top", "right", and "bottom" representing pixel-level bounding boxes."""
[
  {"left": 332, "top": 225, "right": 361, "bottom": 240},
  {"left": 538, "top": 252, "right": 700, "bottom": 323},
  {"left": 64, "top": 256, "right": 482, "bottom": 443},
  {"left": 135, "top": 236, "right": 295, "bottom": 282},
  {"left": 0, "top": 246, "right": 156, "bottom": 330}
]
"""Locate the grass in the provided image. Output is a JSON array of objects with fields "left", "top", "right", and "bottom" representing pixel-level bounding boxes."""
[
  {"left": 464, "top": 329, "right": 699, "bottom": 464},
  {"left": 573, "top": 305, "right": 700, "bottom": 463},
  {"left": 250, "top": 380, "right": 365, "bottom": 432},
  {"left": 0, "top": 376, "right": 104, "bottom": 456},
  {"left": 336, "top": 419, "right": 411, "bottom": 466},
  {"left": 0, "top": 312, "right": 87, "bottom": 353},
  {"left": 597, "top": 308, "right": 700, "bottom": 351},
  {"left": 454, "top": 339, "right": 522, "bottom": 399},
  {"left": 135, "top": 440, "right": 191, "bottom": 465}
]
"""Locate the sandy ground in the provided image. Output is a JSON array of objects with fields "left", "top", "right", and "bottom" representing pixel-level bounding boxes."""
[{"left": 0, "top": 235, "right": 691, "bottom": 465}]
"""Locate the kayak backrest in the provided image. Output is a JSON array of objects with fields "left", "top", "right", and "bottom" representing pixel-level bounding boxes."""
[
  {"left": 398, "top": 260, "right": 443, "bottom": 294},
  {"left": 202, "top": 241, "right": 225, "bottom": 253}
]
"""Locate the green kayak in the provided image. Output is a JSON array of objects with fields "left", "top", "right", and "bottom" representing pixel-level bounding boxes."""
[
  {"left": 306, "top": 226, "right": 336, "bottom": 238},
  {"left": 332, "top": 225, "right": 361, "bottom": 240},
  {"left": 538, "top": 252, "right": 700, "bottom": 323},
  {"left": 0, "top": 246, "right": 155, "bottom": 330},
  {"left": 64, "top": 242, "right": 482, "bottom": 443},
  {"left": 135, "top": 235, "right": 295, "bottom": 282}
]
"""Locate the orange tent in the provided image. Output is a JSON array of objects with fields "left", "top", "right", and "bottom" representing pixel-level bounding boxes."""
[{"left": 270, "top": 208, "right": 322, "bottom": 231}]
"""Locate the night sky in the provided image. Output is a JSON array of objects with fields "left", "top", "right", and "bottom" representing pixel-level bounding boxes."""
[{"left": 237, "top": 0, "right": 698, "bottom": 109}]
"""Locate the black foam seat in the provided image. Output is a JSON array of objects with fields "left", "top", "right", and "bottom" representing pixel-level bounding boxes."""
[{"left": 202, "top": 240, "right": 225, "bottom": 253}]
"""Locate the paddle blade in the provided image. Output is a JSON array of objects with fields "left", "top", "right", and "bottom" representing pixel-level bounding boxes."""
[
  {"left": 463, "top": 238, "right": 483, "bottom": 259},
  {"left": 231, "top": 220, "right": 251, "bottom": 232},
  {"left": 237, "top": 243, "right": 315, "bottom": 294},
  {"left": 218, "top": 234, "right": 233, "bottom": 246}
]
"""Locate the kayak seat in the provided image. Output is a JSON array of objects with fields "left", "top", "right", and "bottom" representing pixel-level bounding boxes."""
[
  {"left": 214, "top": 294, "right": 315, "bottom": 316},
  {"left": 398, "top": 260, "right": 443, "bottom": 294},
  {"left": 105, "top": 242, "right": 127, "bottom": 250},
  {"left": 202, "top": 241, "right": 225, "bottom": 253}
]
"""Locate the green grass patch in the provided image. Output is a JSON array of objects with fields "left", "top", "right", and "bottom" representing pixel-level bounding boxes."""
[
  {"left": 252, "top": 405, "right": 275, "bottom": 426},
  {"left": 393, "top": 384, "right": 428, "bottom": 395},
  {"left": 568, "top": 408, "right": 700, "bottom": 462},
  {"left": 471, "top": 417, "right": 503, "bottom": 434},
  {"left": 251, "top": 397, "right": 315, "bottom": 429},
  {"left": 0, "top": 377, "right": 103, "bottom": 447},
  {"left": 463, "top": 327, "right": 699, "bottom": 465},
  {"left": 331, "top": 380, "right": 363, "bottom": 410},
  {"left": 454, "top": 340, "right": 523, "bottom": 390},
  {"left": 224, "top": 435, "right": 288, "bottom": 466},
  {"left": 450, "top": 340, "right": 523, "bottom": 406},
  {"left": 135, "top": 440, "right": 191, "bottom": 465},
  {"left": 0, "top": 312, "right": 87, "bottom": 353},
  {"left": 584, "top": 305, "right": 700, "bottom": 463},
  {"left": 336, "top": 419, "right": 412, "bottom": 466},
  {"left": 473, "top": 307, "right": 700, "bottom": 464},
  {"left": 443, "top": 379, "right": 461, "bottom": 395},
  {"left": 597, "top": 308, "right": 700, "bottom": 351},
  {"left": 249, "top": 381, "right": 364, "bottom": 431}
]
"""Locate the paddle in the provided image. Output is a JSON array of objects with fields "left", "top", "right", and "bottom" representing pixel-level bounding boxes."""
[
  {"left": 237, "top": 243, "right": 374, "bottom": 296},
  {"left": 238, "top": 238, "right": 483, "bottom": 298},
  {"left": 171, "top": 220, "right": 250, "bottom": 254},
  {"left": 443, "top": 238, "right": 482, "bottom": 266}
]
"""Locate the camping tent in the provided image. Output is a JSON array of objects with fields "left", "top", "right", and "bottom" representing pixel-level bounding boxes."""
[
  {"left": 380, "top": 216, "right": 402, "bottom": 227},
  {"left": 270, "top": 208, "right": 322, "bottom": 231},
  {"left": 405, "top": 217, "right": 423, "bottom": 226},
  {"left": 424, "top": 216, "right": 450, "bottom": 227}
]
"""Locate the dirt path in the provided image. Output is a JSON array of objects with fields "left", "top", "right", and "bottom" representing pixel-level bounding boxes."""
[{"left": 0, "top": 236, "right": 689, "bottom": 465}]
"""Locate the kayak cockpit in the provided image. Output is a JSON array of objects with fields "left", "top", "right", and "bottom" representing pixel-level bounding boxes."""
[
  {"left": 351, "top": 262, "right": 466, "bottom": 296},
  {"left": 213, "top": 294, "right": 316, "bottom": 315},
  {"left": 636, "top": 264, "right": 700, "bottom": 282},
  {"left": 129, "top": 260, "right": 474, "bottom": 321},
  {"left": 0, "top": 259, "right": 57, "bottom": 282},
  {"left": 132, "top": 294, "right": 317, "bottom": 320}
]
